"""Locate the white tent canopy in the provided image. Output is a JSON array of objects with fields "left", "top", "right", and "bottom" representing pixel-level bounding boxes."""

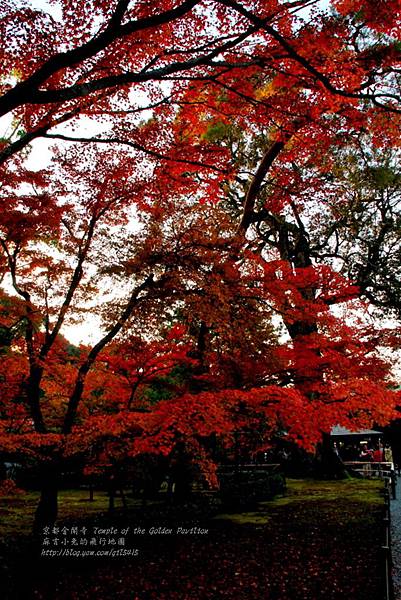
[{"left": 330, "top": 426, "right": 382, "bottom": 437}]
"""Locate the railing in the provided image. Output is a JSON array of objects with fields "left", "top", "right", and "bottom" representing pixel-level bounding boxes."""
[
  {"left": 344, "top": 461, "right": 393, "bottom": 479},
  {"left": 383, "top": 483, "right": 394, "bottom": 600},
  {"left": 344, "top": 460, "right": 395, "bottom": 598},
  {"left": 343, "top": 461, "right": 397, "bottom": 500},
  {"left": 217, "top": 463, "right": 282, "bottom": 473}
]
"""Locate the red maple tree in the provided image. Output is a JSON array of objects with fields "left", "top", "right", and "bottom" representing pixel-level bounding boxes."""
[{"left": 0, "top": 0, "right": 400, "bottom": 527}]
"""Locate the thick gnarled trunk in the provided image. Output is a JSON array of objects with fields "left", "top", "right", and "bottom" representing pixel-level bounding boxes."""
[{"left": 314, "top": 432, "right": 349, "bottom": 480}]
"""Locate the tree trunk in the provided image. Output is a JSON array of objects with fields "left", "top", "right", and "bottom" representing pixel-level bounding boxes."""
[
  {"left": 26, "top": 364, "right": 47, "bottom": 433},
  {"left": 33, "top": 463, "right": 59, "bottom": 537},
  {"left": 170, "top": 444, "right": 193, "bottom": 502},
  {"left": 108, "top": 474, "right": 116, "bottom": 512},
  {"left": 314, "top": 432, "right": 349, "bottom": 479}
]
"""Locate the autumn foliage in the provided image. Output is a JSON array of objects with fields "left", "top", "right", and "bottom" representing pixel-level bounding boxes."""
[{"left": 0, "top": 0, "right": 400, "bottom": 519}]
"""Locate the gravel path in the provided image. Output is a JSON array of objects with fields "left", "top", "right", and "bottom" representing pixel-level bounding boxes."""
[{"left": 391, "top": 477, "right": 401, "bottom": 599}]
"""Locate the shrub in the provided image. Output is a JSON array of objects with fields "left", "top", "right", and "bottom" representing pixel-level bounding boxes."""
[
  {"left": 0, "top": 479, "right": 25, "bottom": 496},
  {"left": 218, "top": 468, "right": 285, "bottom": 509}
]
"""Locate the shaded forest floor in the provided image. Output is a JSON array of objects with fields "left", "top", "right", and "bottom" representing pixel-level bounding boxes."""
[{"left": 0, "top": 479, "right": 386, "bottom": 600}]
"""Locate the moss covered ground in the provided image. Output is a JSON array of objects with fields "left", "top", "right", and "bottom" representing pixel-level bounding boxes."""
[{"left": 0, "top": 479, "right": 386, "bottom": 599}]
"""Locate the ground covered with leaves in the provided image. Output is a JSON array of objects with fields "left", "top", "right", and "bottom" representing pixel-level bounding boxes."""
[{"left": 0, "top": 479, "right": 386, "bottom": 600}]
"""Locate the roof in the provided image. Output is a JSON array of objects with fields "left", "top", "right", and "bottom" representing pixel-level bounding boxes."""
[{"left": 330, "top": 426, "right": 382, "bottom": 437}]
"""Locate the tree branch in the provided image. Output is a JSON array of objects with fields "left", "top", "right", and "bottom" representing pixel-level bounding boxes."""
[
  {"left": 62, "top": 273, "right": 156, "bottom": 433},
  {"left": 217, "top": 0, "right": 401, "bottom": 114},
  {"left": 0, "top": 0, "right": 200, "bottom": 117},
  {"left": 42, "top": 133, "right": 228, "bottom": 173},
  {"left": 239, "top": 125, "right": 300, "bottom": 232}
]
